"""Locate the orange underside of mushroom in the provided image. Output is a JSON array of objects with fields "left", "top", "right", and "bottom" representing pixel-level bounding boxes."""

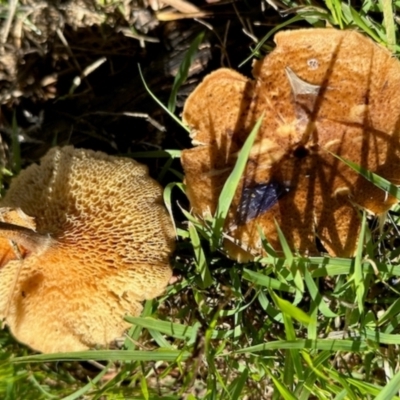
[
  {"left": 181, "top": 29, "right": 400, "bottom": 261},
  {"left": 0, "top": 147, "right": 175, "bottom": 353}
]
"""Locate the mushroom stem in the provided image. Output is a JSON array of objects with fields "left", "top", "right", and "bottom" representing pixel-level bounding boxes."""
[{"left": 0, "top": 221, "right": 54, "bottom": 254}]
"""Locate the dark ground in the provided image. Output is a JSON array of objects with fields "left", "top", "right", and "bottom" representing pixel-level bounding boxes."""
[{"left": 0, "top": 0, "right": 306, "bottom": 181}]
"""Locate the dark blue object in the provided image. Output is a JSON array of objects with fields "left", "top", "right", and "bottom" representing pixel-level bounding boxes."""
[{"left": 237, "top": 181, "right": 290, "bottom": 224}]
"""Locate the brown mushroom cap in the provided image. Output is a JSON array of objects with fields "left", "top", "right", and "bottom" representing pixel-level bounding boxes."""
[
  {"left": 181, "top": 28, "right": 400, "bottom": 260},
  {"left": 0, "top": 146, "right": 175, "bottom": 353}
]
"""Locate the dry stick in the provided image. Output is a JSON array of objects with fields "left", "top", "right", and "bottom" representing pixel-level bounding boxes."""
[
  {"left": 117, "top": 27, "right": 160, "bottom": 44},
  {"left": 69, "top": 57, "right": 107, "bottom": 94},
  {"left": 82, "top": 111, "right": 167, "bottom": 132},
  {"left": 232, "top": 0, "right": 257, "bottom": 44},
  {"left": 0, "top": 0, "right": 17, "bottom": 53},
  {"left": 56, "top": 28, "right": 92, "bottom": 91},
  {"left": 196, "top": 18, "right": 230, "bottom": 66},
  {"left": 222, "top": 19, "right": 232, "bottom": 68}
]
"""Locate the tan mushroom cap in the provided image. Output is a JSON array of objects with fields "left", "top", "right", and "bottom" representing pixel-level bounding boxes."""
[
  {"left": 0, "top": 146, "right": 175, "bottom": 353},
  {"left": 181, "top": 28, "right": 400, "bottom": 261}
]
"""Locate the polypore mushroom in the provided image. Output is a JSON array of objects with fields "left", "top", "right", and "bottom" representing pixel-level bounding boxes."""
[
  {"left": 0, "top": 146, "right": 175, "bottom": 353},
  {"left": 181, "top": 28, "right": 400, "bottom": 261}
]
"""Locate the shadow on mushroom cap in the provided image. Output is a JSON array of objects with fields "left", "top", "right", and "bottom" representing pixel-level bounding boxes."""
[
  {"left": 181, "top": 28, "right": 400, "bottom": 261},
  {"left": 0, "top": 146, "right": 175, "bottom": 353}
]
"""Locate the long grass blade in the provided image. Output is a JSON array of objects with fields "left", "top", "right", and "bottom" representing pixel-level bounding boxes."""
[
  {"left": 211, "top": 115, "right": 263, "bottom": 249},
  {"left": 380, "top": 0, "right": 396, "bottom": 51},
  {"left": 168, "top": 31, "right": 205, "bottom": 113},
  {"left": 373, "top": 368, "right": 400, "bottom": 400},
  {"left": 188, "top": 222, "right": 213, "bottom": 288},
  {"left": 138, "top": 64, "right": 189, "bottom": 132},
  {"left": 234, "top": 339, "right": 368, "bottom": 354},
  {"left": 353, "top": 211, "right": 367, "bottom": 314},
  {"left": 13, "top": 349, "right": 191, "bottom": 363},
  {"left": 270, "top": 290, "right": 311, "bottom": 325},
  {"left": 328, "top": 151, "right": 400, "bottom": 200}
]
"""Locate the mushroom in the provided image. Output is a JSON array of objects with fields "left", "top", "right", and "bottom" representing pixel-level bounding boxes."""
[
  {"left": 0, "top": 146, "right": 175, "bottom": 353},
  {"left": 181, "top": 28, "right": 400, "bottom": 261}
]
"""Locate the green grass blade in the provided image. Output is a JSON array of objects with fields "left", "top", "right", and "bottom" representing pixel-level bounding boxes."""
[
  {"left": 126, "top": 316, "right": 194, "bottom": 339},
  {"left": 291, "top": 262, "right": 305, "bottom": 306},
  {"left": 301, "top": 350, "right": 332, "bottom": 380},
  {"left": 239, "top": 15, "right": 305, "bottom": 67},
  {"left": 188, "top": 222, "right": 213, "bottom": 289},
  {"left": 349, "top": 5, "right": 382, "bottom": 43},
  {"left": 304, "top": 267, "right": 337, "bottom": 318},
  {"left": 353, "top": 211, "right": 367, "bottom": 314},
  {"left": 168, "top": 31, "right": 205, "bottom": 113},
  {"left": 157, "top": 156, "right": 173, "bottom": 182},
  {"left": 257, "top": 224, "right": 279, "bottom": 261},
  {"left": 61, "top": 363, "right": 111, "bottom": 400},
  {"left": 274, "top": 219, "right": 293, "bottom": 266},
  {"left": 163, "top": 182, "right": 186, "bottom": 236},
  {"left": 138, "top": 64, "right": 189, "bottom": 132},
  {"left": 12, "top": 349, "right": 190, "bottom": 363},
  {"left": 345, "top": 377, "right": 400, "bottom": 399},
  {"left": 380, "top": 0, "right": 396, "bottom": 51},
  {"left": 325, "top": 0, "right": 344, "bottom": 28},
  {"left": 140, "top": 372, "right": 149, "bottom": 400},
  {"left": 126, "top": 316, "right": 234, "bottom": 341},
  {"left": 309, "top": 257, "right": 388, "bottom": 277},
  {"left": 306, "top": 306, "right": 318, "bottom": 342},
  {"left": 329, "top": 373, "right": 358, "bottom": 400},
  {"left": 124, "top": 300, "right": 155, "bottom": 350},
  {"left": 234, "top": 339, "right": 368, "bottom": 354},
  {"left": 328, "top": 151, "right": 400, "bottom": 200},
  {"left": 282, "top": 316, "right": 303, "bottom": 383},
  {"left": 243, "top": 269, "right": 295, "bottom": 292},
  {"left": 148, "top": 329, "right": 174, "bottom": 349},
  {"left": 229, "top": 369, "right": 248, "bottom": 400},
  {"left": 269, "top": 372, "right": 297, "bottom": 400},
  {"left": 362, "top": 329, "right": 400, "bottom": 345},
  {"left": 270, "top": 290, "right": 311, "bottom": 325},
  {"left": 377, "top": 297, "right": 400, "bottom": 327},
  {"left": 372, "top": 369, "right": 400, "bottom": 400},
  {"left": 211, "top": 115, "right": 263, "bottom": 249},
  {"left": 271, "top": 290, "right": 306, "bottom": 383}
]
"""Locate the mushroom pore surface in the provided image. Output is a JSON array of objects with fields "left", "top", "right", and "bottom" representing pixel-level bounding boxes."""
[
  {"left": 0, "top": 146, "right": 175, "bottom": 353},
  {"left": 181, "top": 28, "right": 400, "bottom": 260}
]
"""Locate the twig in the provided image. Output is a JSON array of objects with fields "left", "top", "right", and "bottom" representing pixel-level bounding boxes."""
[
  {"left": 56, "top": 28, "right": 92, "bottom": 91},
  {"left": 1, "top": 0, "right": 18, "bottom": 53}
]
